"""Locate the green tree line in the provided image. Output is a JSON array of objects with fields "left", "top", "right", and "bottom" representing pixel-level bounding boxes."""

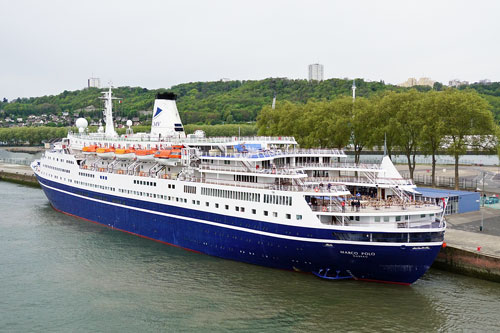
[
  {"left": 257, "top": 89, "right": 497, "bottom": 189},
  {"left": 0, "top": 124, "right": 257, "bottom": 146},
  {"left": 0, "top": 78, "right": 461, "bottom": 125}
]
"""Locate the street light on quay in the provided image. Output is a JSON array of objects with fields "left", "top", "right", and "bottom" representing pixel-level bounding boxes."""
[{"left": 476, "top": 199, "right": 484, "bottom": 232}]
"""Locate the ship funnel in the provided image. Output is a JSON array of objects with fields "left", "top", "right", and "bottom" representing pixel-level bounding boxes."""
[{"left": 150, "top": 92, "right": 186, "bottom": 139}]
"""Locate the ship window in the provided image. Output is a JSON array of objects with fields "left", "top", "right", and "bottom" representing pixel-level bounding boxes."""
[
  {"left": 375, "top": 216, "right": 380, "bottom": 222},
  {"left": 383, "top": 216, "right": 390, "bottom": 222},
  {"left": 264, "top": 211, "right": 268, "bottom": 216},
  {"left": 241, "top": 207, "right": 245, "bottom": 213},
  {"left": 235, "top": 207, "right": 239, "bottom": 212},
  {"left": 225, "top": 205, "right": 229, "bottom": 210},
  {"left": 296, "top": 215, "right": 302, "bottom": 220},
  {"left": 273, "top": 212, "right": 278, "bottom": 217},
  {"left": 396, "top": 216, "right": 401, "bottom": 222},
  {"left": 206, "top": 202, "right": 209, "bottom": 207},
  {"left": 421, "top": 214, "right": 426, "bottom": 218},
  {"left": 286, "top": 214, "right": 291, "bottom": 219},
  {"left": 215, "top": 203, "right": 219, "bottom": 208},
  {"left": 252, "top": 209, "right": 256, "bottom": 214}
]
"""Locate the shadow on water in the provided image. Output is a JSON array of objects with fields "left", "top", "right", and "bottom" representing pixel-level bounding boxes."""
[{"left": 1, "top": 181, "right": 500, "bottom": 332}]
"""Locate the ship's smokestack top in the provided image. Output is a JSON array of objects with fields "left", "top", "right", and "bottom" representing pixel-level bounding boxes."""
[
  {"left": 156, "top": 92, "right": 177, "bottom": 100},
  {"left": 150, "top": 91, "right": 185, "bottom": 139}
]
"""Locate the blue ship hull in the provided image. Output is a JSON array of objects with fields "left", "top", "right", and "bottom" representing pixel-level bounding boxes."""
[{"left": 37, "top": 175, "right": 442, "bottom": 285}]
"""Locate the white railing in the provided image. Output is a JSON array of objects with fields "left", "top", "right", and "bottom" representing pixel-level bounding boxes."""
[
  {"left": 78, "top": 165, "right": 348, "bottom": 194},
  {"left": 295, "top": 162, "right": 380, "bottom": 170},
  {"left": 198, "top": 164, "right": 305, "bottom": 176},
  {"left": 69, "top": 132, "right": 297, "bottom": 144}
]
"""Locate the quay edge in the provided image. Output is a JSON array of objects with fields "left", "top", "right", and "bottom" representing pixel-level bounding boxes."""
[
  {"left": 0, "top": 169, "right": 39, "bottom": 187},
  {"left": 432, "top": 246, "right": 500, "bottom": 283}
]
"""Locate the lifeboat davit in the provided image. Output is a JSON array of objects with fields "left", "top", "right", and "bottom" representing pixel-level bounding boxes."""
[
  {"left": 135, "top": 149, "right": 157, "bottom": 162},
  {"left": 115, "top": 148, "right": 135, "bottom": 160},
  {"left": 154, "top": 148, "right": 180, "bottom": 166},
  {"left": 82, "top": 145, "right": 97, "bottom": 154},
  {"left": 96, "top": 147, "right": 115, "bottom": 159}
]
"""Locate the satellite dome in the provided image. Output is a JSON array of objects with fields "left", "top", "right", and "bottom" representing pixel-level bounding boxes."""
[
  {"left": 126, "top": 119, "right": 132, "bottom": 127},
  {"left": 75, "top": 118, "right": 88, "bottom": 129}
]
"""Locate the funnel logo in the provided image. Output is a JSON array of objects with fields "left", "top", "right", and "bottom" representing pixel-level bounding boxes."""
[{"left": 154, "top": 107, "right": 163, "bottom": 118}]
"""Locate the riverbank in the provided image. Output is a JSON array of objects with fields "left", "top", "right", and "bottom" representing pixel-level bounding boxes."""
[
  {"left": 0, "top": 163, "right": 38, "bottom": 187},
  {"left": 2, "top": 146, "right": 45, "bottom": 154},
  {"left": 432, "top": 207, "right": 500, "bottom": 283}
]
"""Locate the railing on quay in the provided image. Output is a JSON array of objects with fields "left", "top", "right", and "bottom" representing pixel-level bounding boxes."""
[{"left": 404, "top": 173, "right": 478, "bottom": 191}]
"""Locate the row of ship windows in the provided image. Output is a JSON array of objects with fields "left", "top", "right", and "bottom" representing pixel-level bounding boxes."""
[
  {"left": 78, "top": 172, "right": 95, "bottom": 178},
  {"left": 263, "top": 194, "right": 292, "bottom": 206},
  {"left": 43, "top": 156, "right": 74, "bottom": 164},
  {"left": 374, "top": 214, "right": 434, "bottom": 222},
  {"left": 201, "top": 187, "right": 261, "bottom": 203},
  {"left": 74, "top": 180, "right": 115, "bottom": 192},
  {"left": 115, "top": 188, "right": 303, "bottom": 220},
  {"left": 233, "top": 175, "right": 257, "bottom": 183},
  {"left": 43, "top": 164, "right": 70, "bottom": 174},
  {"left": 134, "top": 179, "right": 157, "bottom": 187},
  {"left": 332, "top": 231, "right": 444, "bottom": 243}
]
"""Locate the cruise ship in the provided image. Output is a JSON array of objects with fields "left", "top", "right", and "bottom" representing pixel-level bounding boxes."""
[{"left": 31, "top": 88, "right": 446, "bottom": 285}]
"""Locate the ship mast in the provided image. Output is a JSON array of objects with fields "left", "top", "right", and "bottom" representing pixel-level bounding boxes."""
[{"left": 99, "top": 86, "right": 120, "bottom": 137}]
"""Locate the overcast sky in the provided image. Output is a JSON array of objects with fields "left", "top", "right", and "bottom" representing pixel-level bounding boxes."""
[{"left": 1, "top": 0, "right": 499, "bottom": 100}]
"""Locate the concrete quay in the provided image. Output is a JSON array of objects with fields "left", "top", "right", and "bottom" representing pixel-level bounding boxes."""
[
  {"left": 433, "top": 208, "right": 500, "bottom": 283},
  {"left": 0, "top": 162, "right": 38, "bottom": 187}
]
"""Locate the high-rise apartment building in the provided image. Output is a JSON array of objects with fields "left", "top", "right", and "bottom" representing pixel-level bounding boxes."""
[
  {"left": 308, "top": 64, "right": 324, "bottom": 81},
  {"left": 88, "top": 77, "right": 101, "bottom": 88}
]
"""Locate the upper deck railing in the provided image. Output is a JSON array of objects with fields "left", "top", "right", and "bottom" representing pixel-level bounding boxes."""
[
  {"left": 198, "top": 164, "right": 306, "bottom": 176},
  {"left": 307, "top": 176, "right": 414, "bottom": 186},
  {"left": 69, "top": 132, "right": 297, "bottom": 145},
  {"left": 79, "top": 165, "right": 349, "bottom": 194},
  {"left": 295, "top": 162, "right": 380, "bottom": 170},
  {"left": 201, "top": 149, "right": 347, "bottom": 160}
]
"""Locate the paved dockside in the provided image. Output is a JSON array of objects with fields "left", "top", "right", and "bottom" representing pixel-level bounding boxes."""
[{"left": 434, "top": 208, "right": 500, "bottom": 282}]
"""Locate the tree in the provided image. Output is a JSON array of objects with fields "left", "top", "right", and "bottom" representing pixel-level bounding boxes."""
[
  {"left": 378, "top": 90, "right": 424, "bottom": 179},
  {"left": 349, "top": 97, "right": 376, "bottom": 164},
  {"left": 433, "top": 82, "right": 444, "bottom": 91},
  {"left": 374, "top": 92, "right": 400, "bottom": 159},
  {"left": 419, "top": 91, "right": 448, "bottom": 186},
  {"left": 443, "top": 89, "right": 496, "bottom": 189}
]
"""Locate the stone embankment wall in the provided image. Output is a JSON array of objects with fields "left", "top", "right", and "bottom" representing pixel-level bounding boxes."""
[
  {"left": 0, "top": 170, "right": 39, "bottom": 187},
  {"left": 433, "top": 246, "right": 500, "bottom": 283}
]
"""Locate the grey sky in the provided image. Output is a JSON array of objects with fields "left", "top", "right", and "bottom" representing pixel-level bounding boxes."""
[{"left": 1, "top": 0, "right": 499, "bottom": 100}]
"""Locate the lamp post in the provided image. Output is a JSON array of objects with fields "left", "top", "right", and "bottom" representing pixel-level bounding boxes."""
[
  {"left": 476, "top": 199, "right": 484, "bottom": 231},
  {"left": 482, "top": 171, "right": 486, "bottom": 207}
]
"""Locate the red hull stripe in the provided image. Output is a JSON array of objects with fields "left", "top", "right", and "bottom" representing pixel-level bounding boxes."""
[
  {"left": 50, "top": 204, "right": 202, "bottom": 254},
  {"left": 358, "top": 278, "right": 411, "bottom": 286}
]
